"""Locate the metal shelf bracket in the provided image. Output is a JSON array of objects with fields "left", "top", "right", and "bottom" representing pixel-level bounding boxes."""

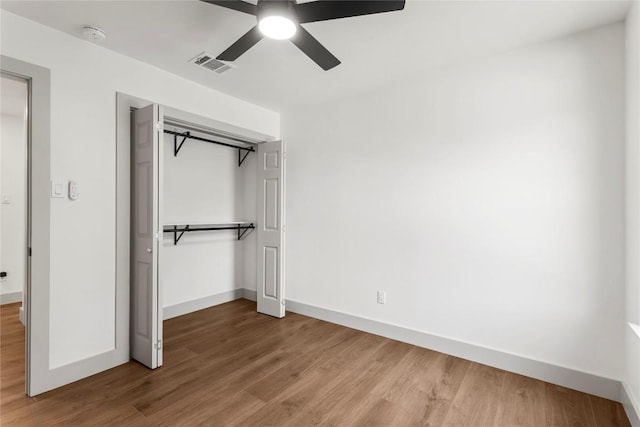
[
  {"left": 174, "top": 131, "right": 190, "bottom": 157},
  {"left": 172, "top": 225, "right": 189, "bottom": 245},
  {"left": 238, "top": 225, "right": 252, "bottom": 240},
  {"left": 238, "top": 148, "right": 252, "bottom": 167}
]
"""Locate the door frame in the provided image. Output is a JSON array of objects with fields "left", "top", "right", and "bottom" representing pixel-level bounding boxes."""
[
  {"left": 1, "top": 55, "right": 50, "bottom": 396},
  {"left": 116, "top": 93, "right": 280, "bottom": 365},
  {"left": 3, "top": 57, "right": 132, "bottom": 396}
]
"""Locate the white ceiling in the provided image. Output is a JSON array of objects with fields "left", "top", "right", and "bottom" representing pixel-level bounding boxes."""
[{"left": 1, "top": 0, "right": 631, "bottom": 111}]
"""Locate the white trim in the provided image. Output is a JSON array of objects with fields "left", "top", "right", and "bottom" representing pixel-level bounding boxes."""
[
  {"left": 162, "top": 108, "right": 271, "bottom": 145},
  {"left": 2, "top": 55, "right": 51, "bottom": 397},
  {"left": 629, "top": 322, "right": 640, "bottom": 340},
  {"left": 242, "top": 288, "right": 257, "bottom": 302},
  {"left": 622, "top": 382, "right": 640, "bottom": 427},
  {"left": 0, "top": 291, "right": 22, "bottom": 305},
  {"left": 19, "top": 306, "right": 25, "bottom": 325},
  {"left": 163, "top": 289, "right": 244, "bottom": 320},
  {"left": 285, "top": 299, "right": 622, "bottom": 402}
]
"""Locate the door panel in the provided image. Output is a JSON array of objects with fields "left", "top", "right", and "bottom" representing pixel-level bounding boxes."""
[
  {"left": 257, "top": 141, "right": 285, "bottom": 318},
  {"left": 136, "top": 165, "right": 151, "bottom": 233},
  {"left": 131, "top": 104, "right": 162, "bottom": 368},
  {"left": 264, "top": 246, "right": 278, "bottom": 298},
  {"left": 134, "top": 263, "right": 151, "bottom": 336},
  {"left": 264, "top": 179, "right": 279, "bottom": 230}
]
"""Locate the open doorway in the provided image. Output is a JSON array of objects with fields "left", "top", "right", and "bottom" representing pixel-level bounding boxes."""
[
  {"left": 1, "top": 56, "right": 52, "bottom": 397},
  {"left": 0, "top": 73, "right": 29, "bottom": 398}
]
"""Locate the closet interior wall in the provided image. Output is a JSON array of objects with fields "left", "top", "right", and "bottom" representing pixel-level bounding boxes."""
[{"left": 161, "top": 124, "right": 257, "bottom": 313}]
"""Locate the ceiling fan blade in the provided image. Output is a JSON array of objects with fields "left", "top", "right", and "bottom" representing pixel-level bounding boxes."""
[
  {"left": 296, "top": 0, "right": 405, "bottom": 24},
  {"left": 291, "top": 26, "right": 341, "bottom": 71},
  {"left": 201, "top": 0, "right": 257, "bottom": 15},
  {"left": 217, "top": 26, "right": 264, "bottom": 61}
]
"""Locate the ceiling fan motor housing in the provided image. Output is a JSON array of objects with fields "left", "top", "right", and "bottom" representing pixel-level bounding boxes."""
[{"left": 257, "top": 0, "right": 299, "bottom": 25}]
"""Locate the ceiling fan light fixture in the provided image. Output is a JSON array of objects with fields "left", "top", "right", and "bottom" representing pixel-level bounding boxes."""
[
  {"left": 258, "top": 15, "right": 297, "bottom": 40},
  {"left": 257, "top": 0, "right": 298, "bottom": 40}
]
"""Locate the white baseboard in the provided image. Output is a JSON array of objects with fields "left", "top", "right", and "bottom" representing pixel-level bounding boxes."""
[
  {"left": 242, "top": 288, "right": 257, "bottom": 302},
  {"left": 19, "top": 306, "right": 25, "bottom": 326},
  {"left": 164, "top": 289, "right": 244, "bottom": 320},
  {"left": 0, "top": 291, "right": 22, "bottom": 305},
  {"left": 622, "top": 382, "right": 640, "bottom": 427},
  {"left": 285, "top": 299, "right": 621, "bottom": 402}
]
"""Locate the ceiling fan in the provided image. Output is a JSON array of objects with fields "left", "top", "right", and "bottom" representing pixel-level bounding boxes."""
[{"left": 202, "top": 0, "right": 406, "bottom": 71}]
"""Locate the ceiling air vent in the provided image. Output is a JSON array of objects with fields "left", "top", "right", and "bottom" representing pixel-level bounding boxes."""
[{"left": 189, "top": 52, "right": 236, "bottom": 74}]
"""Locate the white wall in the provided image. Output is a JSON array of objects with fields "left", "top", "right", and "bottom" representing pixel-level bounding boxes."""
[
  {"left": 283, "top": 23, "right": 625, "bottom": 380},
  {"left": 0, "top": 10, "right": 279, "bottom": 369},
  {"left": 625, "top": 0, "right": 640, "bottom": 419},
  {"left": 0, "top": 80, "right": 28, "bottom": 302},
  {"left": 161, "top": 127, "right": 257, "bottom": 307}
]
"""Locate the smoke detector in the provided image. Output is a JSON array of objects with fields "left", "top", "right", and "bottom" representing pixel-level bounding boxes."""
[{"left": 82, "top": 26, "right": 106, "bottom": 43}]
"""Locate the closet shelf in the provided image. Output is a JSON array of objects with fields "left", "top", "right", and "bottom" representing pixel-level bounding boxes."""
[
  {"left": 164, "top": 129, "right": 255, "bottom": 166},
  {"left": 164, "top": 222, "right": 255, "bottom": 245}
]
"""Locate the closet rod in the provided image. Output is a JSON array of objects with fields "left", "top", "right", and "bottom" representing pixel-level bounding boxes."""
[
  {"left": 164, "top": 223, "right": 255, "bottom": 245},
  {"left": 164, "top": 129, "right": 255, "bottom": 159}
]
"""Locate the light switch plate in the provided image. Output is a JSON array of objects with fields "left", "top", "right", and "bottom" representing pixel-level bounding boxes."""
[{"left": 51, "top": 181, "right": 64, "bottom": 198}]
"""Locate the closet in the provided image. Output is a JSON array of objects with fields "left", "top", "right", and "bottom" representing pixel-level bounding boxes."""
[{"left": 130, "top": 104, "right": 285, "bottom": 369}]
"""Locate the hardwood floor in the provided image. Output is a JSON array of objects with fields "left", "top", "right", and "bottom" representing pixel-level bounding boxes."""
[{"left": 0, "top": 300, "right": 630, "bottom": 426}]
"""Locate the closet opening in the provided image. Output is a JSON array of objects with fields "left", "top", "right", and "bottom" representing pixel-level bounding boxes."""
[{"left": 127, "top": 101, "right": 285, "bottom": 370}]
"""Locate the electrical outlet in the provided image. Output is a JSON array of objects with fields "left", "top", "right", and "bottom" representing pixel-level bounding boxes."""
[{"left": 377, "top": 290, "right": 386, "bottom": 305}]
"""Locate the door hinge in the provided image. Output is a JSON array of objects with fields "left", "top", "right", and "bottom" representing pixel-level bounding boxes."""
[
  {"left": 154, "top": 121, "right": 163, "bottom": 132},
  {"left": 155, "top": 339, "right": 162, "bottom": 350}
]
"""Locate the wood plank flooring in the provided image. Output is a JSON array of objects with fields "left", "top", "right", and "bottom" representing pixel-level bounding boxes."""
[{"left": 0, "top": 300, "right": 630, "bottom": 426}]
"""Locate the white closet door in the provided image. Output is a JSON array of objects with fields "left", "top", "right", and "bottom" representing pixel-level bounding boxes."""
[
  {"left": 257, "top": 140, "right": 286, "bottom": 318},
  {"left": 131, "top": 104, "right": 163, "bottom": 368}
]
